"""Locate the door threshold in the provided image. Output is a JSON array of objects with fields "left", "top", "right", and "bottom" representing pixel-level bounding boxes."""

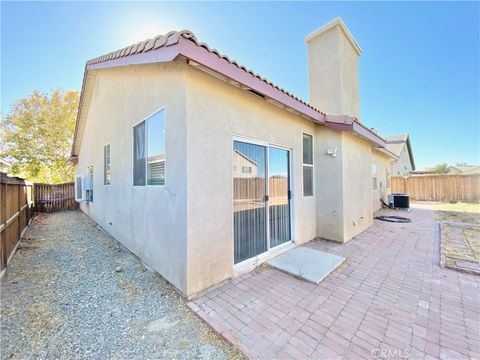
[{"left": 233, "top": 241, "right": 295, "bottom": 278}]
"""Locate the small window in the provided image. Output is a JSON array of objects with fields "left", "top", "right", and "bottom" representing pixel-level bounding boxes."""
[
  {"left": 75, "top": 175, "right": 83, "bottom": 202},
  {"left": 147, "top": 110, "right": 165, "bottom": 185},
  {"left": 133, "top": 122, "right": 146, "bottom": 186},
  {"left": 242, "top": 166, "right": 252, "bottom": 174},
  {"left": 85, "top": 166, "right": 93, "bottom": 202},
  {"left": 104, "top": 144, "right": 111, "bottom": 185},
  {"left": 133, "top": 108, "right": 165, "bottom": 186},
  {"left": 372, "top": 164, "right": 378, "bottom": 191},
  {"left": 302, "top": 133, "right": 314, "bottom": 196}
]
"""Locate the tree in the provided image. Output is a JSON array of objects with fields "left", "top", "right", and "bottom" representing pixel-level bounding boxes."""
[
  {"left": 431, "top": 163, "right": 449, "bottom": 173},
  {"left": 0, "top": 89, "right": 79, "bottom": 183}
]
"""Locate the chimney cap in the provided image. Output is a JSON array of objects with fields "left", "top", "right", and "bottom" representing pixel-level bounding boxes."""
[{"left": 305, "top": 17, "right": 362, "bottom": 55}]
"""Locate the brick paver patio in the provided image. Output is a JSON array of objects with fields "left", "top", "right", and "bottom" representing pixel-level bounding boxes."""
[{"left": 189, "top": 209, "right": 480, "bottom": 359}]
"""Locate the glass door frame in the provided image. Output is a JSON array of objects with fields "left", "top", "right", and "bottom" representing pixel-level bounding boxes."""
[{"left": 232, "top": 135, "right": 293, "bottom": 267}]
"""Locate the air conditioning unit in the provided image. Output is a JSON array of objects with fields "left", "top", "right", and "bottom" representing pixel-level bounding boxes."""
[{"left": 389, "top": 193, "right": 410, "bottom": 209}]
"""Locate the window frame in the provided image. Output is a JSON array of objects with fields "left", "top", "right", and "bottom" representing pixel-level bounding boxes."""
[
  {"left": 104, "top": 143, "right": 111, "bottom": 186},
  {"left": 372, "top": 163, "right": 378, "bottom": 191},
  {"left": 132, "top": 106, "right": 166, "bottom": 187},
  {"left": 302, "top": 132, "right": 314, "bottom": 197},
  {"left": 74, "top": 175, "right": 84, "bottom": 202},
  {"left": 241, "top": 166, "right": 252, "bottom": 174}
]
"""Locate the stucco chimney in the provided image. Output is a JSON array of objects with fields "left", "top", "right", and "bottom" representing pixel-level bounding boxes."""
[{"left": 305, "top": 18, "right": 361, "bottom": 119}]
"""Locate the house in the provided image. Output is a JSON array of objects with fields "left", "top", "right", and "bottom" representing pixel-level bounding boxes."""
[
  {"left": 0, "top": 158, "right": 11, "bottom": 174},
  {"left": 385, "top": 134, "right": 415, "bottom": 176},
  {"left": 71, "top": 18, "right": 406, "bottom": 298},
  {"left": 447, "top": 164, "right": 480, "bottom": 175}
]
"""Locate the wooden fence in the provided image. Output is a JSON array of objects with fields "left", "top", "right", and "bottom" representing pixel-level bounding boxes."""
[
  {"left": 0, "top": 173, "right": 34, "bottom": 273},
  {"left": 34, "top": 182, "right": 78, "bottom": 213},
  {"left": 391, "top": 174, "right": 480, "bottom": 201},
  {"left": 234, "top": 178, "right": 289, "bottom": 200}
]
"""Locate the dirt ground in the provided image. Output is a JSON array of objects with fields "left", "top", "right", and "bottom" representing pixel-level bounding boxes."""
[
  {"left": 411, "top": 200, "right": 480, "bottom": 274},
  {"left": 0, "top": 211, "right": 243, "bottom": 360},
  {"left": 411, "top": 200, "right": 480, "bottom": 215}
]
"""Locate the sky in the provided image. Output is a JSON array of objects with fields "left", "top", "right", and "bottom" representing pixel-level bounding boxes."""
[{"left": 1, "top": 1, "right": 479, "bottom": 170}]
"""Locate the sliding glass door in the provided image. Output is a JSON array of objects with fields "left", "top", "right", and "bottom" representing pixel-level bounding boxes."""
[
  {"left": 269, "top": 147, "right": 291, "bottom": 247},
  {"left": 233, "top": 140, "right": 291, "bottom": 264},
  {"left": 233, "top": 141, "right": 267, "bottom": 264}
]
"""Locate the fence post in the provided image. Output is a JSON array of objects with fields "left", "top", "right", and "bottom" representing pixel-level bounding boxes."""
[
  {"left": 17, "top": 184, "right": 22, "bottom": 241},
  {"left": 1, "top": 176, "right": 7, "bottom": 270}
]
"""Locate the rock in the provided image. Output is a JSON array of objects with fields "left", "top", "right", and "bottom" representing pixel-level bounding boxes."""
[{"left": 115, "top": 266, "right": 123, "bottom": 273}]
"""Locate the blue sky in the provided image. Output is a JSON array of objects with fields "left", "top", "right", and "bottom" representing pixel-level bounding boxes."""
[{"left": 2, "top": 1, "right": 479, "bottom": 169}]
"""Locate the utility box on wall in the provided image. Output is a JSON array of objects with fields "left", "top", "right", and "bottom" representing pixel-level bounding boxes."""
[
  {"left": 75, "top": 166, "right": 94, "bottom": 203},
  {"left": 85, "top": 166, "right": 93, "bottom": 202}
]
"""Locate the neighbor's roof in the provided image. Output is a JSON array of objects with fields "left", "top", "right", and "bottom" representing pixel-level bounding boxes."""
[
  {"left": 0, "top": 158, "right": 11, "bottom": 167},
  {"left": 385, "top": 134, "right": 415, "bottom": 170},
  {"left": 72, "top": 30, "right": 386, "bottom": 158},
  {"left": 448, "top": 165, "right": 480, "bottom": 175}
]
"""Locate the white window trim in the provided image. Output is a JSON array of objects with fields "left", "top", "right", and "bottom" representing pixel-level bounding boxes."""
[
  {"left": 74, "top": 175, "right": 84, "bottom": 202},
  {"left": 104, "top": 143, "right": 111, "bottom": 186},
  {"left": 372, "top": 163, "right": 378, "bottom": 191},
  {"left": 132, "top": 106, "right": 166, "bottom": 187},
  {"left": 231, "top": 135, "right": 295, "bottom": 269},
  {"left": 302, "top": 132, "right": 314, "bottom": 197}
]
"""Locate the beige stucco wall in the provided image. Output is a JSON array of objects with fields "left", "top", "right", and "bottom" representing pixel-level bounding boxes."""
[
  {"left": 341, "top": 133, "right": 373, "bottom": 240},
  {"left": 75, "top": 59, "right": 391, "bottom": 297},
  {"left": 372, "top": 151, "right": 392, "bottom": 211},
  {"left": 314, "top": 131, "right": 381, "bottom": 242},
  {"left": 314, "top": 127, "right": 345, "bottom": 241},
  {"left": 392, "top": 145, "right": 413, "bottom": 176},
  {"left": 306, "top": 24, "right": 360, "bottom": 119},
  {"left": 76, "top": 62, "right": 189, "bottom": 294},
  {"left": 184, "top": 65, "right": 319, "bottom": 296}
]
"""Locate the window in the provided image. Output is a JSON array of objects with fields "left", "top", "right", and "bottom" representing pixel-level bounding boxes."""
[
  {"left": 104, "top": 144, "right": 111, "bottom": 185},
  {"left": 302, "top": 133, "right": 314, "bottom": 196},
  {"left": 85, "top": 166, "right": 93, "bottom": 202},
  {"left": 242, "top": 166, "right": 252, "bottom": 174},
  {"left": 386, "top": 168, "right": 390, "bottom": 188},
  {"left": 133, "top": 122, "right": 146, "bottom": 185},
  {"left": 133, "top": 108, "right": 165, "bottom": 186},
  {"left": 372, "top": 164, "right": 378, "bottom": 190},
  {"left": 75, "top": 175, "right": 83, "bottom": 202}
]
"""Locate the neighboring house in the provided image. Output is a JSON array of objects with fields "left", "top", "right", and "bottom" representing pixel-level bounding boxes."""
[
  {"left": 71, "top": 18, "right": 407, "bottom": 297},
  {"left": 385, "top": 134, "right": 415, "bottom": 176},
  {"left": 233, "top": 150, "right": 259, "bottom": 178},
  {"left": 447, "top": 165, "right": 480, "bottom": 175},
  {"left": 0, "top": 158, "right": 11, "bottom": 174}
]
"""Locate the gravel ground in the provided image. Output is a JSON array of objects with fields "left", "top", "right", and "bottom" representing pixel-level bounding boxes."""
[{"left": 1, "top": 211, "right": 243, "bottom": 360}]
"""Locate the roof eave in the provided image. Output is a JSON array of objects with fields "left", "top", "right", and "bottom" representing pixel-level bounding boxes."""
[
  {"left": 86, "top": 43, "right": 181, "bottom": 71},
  {"left": 375, "top": 146, "right": 399, "bottom": 160},
  {"left": 178, "top": 38, "right": 326, "bottom": 125},
  {"left": 325, "top": 119, "right": 386, "bottom": 147},
  {"left": 406, "top": 136, "right": 416, "bottom": 170}
]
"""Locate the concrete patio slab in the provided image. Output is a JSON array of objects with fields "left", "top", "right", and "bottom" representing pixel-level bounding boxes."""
[{"left": 267, "top": 246, "right": 346, "bottom": 284}]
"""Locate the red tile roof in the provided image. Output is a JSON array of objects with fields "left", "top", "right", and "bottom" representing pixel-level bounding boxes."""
[
  {"left": 72, "top": 30, "right": 386, "bottom": 158},
  {"left": 87, "top": 30, "right": 324, "bottom": 116}
]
